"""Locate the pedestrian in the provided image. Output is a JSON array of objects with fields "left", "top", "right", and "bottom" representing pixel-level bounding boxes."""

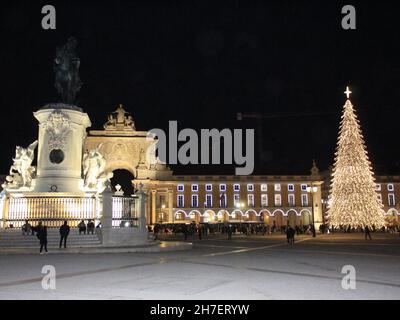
[
  {"left": 290, "top": 227, "right": 295, "bottom": 244},
  {"left": 59, "top": 220, "right": 70, "bottom": 249},
  {"left": 286, "top": 227, "right": 290, "bottom": 243},
  {"left": 311, "top": 224, "right": 316, "bottom": 237},
  {"left": 183, "top": 224, "right": 188, "bottom": 240},
  {"left": 286, "top": 226, "right": 295, "bottom": 244},
  {"left": 365, "top": 225, "right": 372, "bottom": 240},
  {"left": 153, "top": 224, "right": 160, "bottom": 240},
  {"left": 87, "top": 219, "right": 95, "bottom": 234},
  {"left": 21, "top": 220, "right": 32, "bottom": 236},
  {"left": 38, "top": 226, "right": 48, "bottom": 254},
  {"left": 34, "top": 221, "right": 43, "bottom": 236},
  {"left": 78, "top": 220, "right": 86, "bottom": 235},
  {"left": 228, "top": 225, "right": 232, "bottom": 240}
]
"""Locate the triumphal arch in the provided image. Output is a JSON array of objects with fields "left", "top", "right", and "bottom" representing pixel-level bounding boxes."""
[{"left": 84, "top": 104, "right": 172, "bottom": 184}]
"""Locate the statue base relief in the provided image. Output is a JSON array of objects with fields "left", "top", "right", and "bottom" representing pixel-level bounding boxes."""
[{"left": 32, "top": 177, "right": 86, "bottom": 195}]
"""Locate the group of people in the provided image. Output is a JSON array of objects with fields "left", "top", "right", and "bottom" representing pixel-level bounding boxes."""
[
  {"left": 77, "top": 219, "right": 96, "bottom": 235},
  {"left": 21, "top": 219, "right": 97, "bottom": 254},
  {"left": 148, "top": 223, "right": 382, "bottom": 244}
]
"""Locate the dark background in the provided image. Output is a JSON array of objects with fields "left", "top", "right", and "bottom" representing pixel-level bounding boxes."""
[{"left": 1, "top": 0, "right": 399, "bottom": 176}]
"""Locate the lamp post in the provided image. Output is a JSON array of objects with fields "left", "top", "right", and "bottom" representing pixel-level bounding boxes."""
[{"left": 306, "top": 183, "right": 318, "bottom": 237}]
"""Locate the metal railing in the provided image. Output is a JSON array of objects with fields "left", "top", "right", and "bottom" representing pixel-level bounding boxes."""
[{"left": 2, "top": 195, "right": 137, "bottom": 229}]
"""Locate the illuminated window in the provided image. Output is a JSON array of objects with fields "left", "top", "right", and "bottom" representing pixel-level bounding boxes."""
[
  {"left": 205, "top": 184, "right": 212, "bottom": 192},
  {"left": 275, "top": 194, "right": 282, "bottom": 206},
  {"left": 375, "top": 184, "right": 381, "bottom": 191},
  {"left": 191, "top": 194, "right": 198, "bottom": 207},
  {"left": 233, "top": 194, "right": 240, "bottom": 207},
  {"left": 177, "top": 184, "right": 184, "bottom": 192},
  {"left": 388, "top": 194, "right": 396, "bottom": 206},
  {"left": 247, "top": 194, "right": 254, "bottom": 207},
  {"left": 205, "top": 194, "right": 213, "bottom": 207},
  {"left": 191, "top": 184, "right": 198, "bottom": 192},
  {"left": 219, "top": 194, "right": 227, "bottom": 207},
  {"left": 301, "top": 194, "right": 308, "bottom": 206},
  {"left": 261, "top": 194, "right": 268, "bottom": 207},
  {"left": 177, "top": 195, "right": 184, "bottom": 208},
  {"left": 288, "top": 184, "right": 294, "bottom": 192},
  {"left": 261, "top": 184, "right": 268, "bottom": 192},
  {"left": 288, "top": 194, "right": 295, "bottom": 206},
  {"left": 175, "top": 212, "right": 184, "bottom": 220},
  {"left": 388, "top": 184, "right": 394, "bottom": 191},
  {"left": 377, "top": 194, "right": 382, "bottom": 204},
  {"left": 274, "top": 184, "right": 281, "bottom": 192},
  {"left": 158, "top": 195, "right": 165, "bottom": 206}
]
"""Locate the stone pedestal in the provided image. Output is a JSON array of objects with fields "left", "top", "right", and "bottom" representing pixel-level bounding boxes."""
[
  {"left": 33, "top": 104, "right": 91, "bottom": 193},
  {"left": 99, "top": 183, "right": 148, "bottom": 246}
]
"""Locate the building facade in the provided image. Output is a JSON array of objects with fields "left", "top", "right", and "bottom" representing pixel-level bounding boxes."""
[
  {"left": 82, "top": 106, "right": 327, "bottom": 228},
  {"left": 142, "top": 176, "right": 323, "bottom": 228}
]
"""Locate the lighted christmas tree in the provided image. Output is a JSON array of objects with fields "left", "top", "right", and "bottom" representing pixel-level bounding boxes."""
[{"left": 327, "top": 87, "right": 386, "bottom": 228}]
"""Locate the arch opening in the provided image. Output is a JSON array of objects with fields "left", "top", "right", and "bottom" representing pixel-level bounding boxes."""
[{"left": 110, "top": 169, "right": 135, "bottom": 196}]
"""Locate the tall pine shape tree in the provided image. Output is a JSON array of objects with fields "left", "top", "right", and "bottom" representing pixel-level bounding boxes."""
[{"left": 327, "top": 87, "right": 386, "bottom": 228}]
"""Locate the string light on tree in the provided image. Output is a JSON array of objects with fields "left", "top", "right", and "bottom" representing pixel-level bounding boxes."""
[{"left": 327, "top": 86, "right": 386, "bottom": 228}]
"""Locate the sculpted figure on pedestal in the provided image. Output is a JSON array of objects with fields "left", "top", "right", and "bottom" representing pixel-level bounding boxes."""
[
  {"left": 82, "top": 144, "right": 113, "bottom": 194},
  {"left": 2, "top": 141, "right": 38, "bottom": 190},
  {"left": 54, "top": 37, "right": 82, "bottom": 104},
  {"left": 103, "top": 104, "right": 135, "bottom": 131}
]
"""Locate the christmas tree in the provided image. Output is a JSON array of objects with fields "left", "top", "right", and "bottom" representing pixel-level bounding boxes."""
[{"left": 327, "top": 87, "right": 386, "bottom": 228}]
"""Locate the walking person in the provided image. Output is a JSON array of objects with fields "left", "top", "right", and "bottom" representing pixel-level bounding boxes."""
[
  {"left": 365, "top": 225, "right": 372, "bottom": 240},
  {"left": 290, "top": 227, "right": 295, "bottom": 244},
  {"left": 183, "top": 224, "right": 188, "bottom": 240},
  {"left": 59, "top": 221, "right": 70, "bottom": 249},
  {"left": 286, "top": 226, "right": 295, "bottom": 244},
  {"left": 286, "top": 226, "right": 291, "bottom": 244},
  {"left": 34, "top": 221, "right": 43, "bottom": 236},
  {"left": 228, "top": 225, "right": 232, "bottom": 240},
  {"left": 38, "top": 226, "right": 48, "bottom": 254}
]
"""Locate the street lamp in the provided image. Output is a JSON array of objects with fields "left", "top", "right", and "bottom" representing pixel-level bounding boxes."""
[{"left": 306, "top": 184, "right": 318, "bottom": 237}]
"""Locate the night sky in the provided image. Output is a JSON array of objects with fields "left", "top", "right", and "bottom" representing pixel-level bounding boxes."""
[{"left": 1, "top": 0, "right": 400, "bottom": 176}]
